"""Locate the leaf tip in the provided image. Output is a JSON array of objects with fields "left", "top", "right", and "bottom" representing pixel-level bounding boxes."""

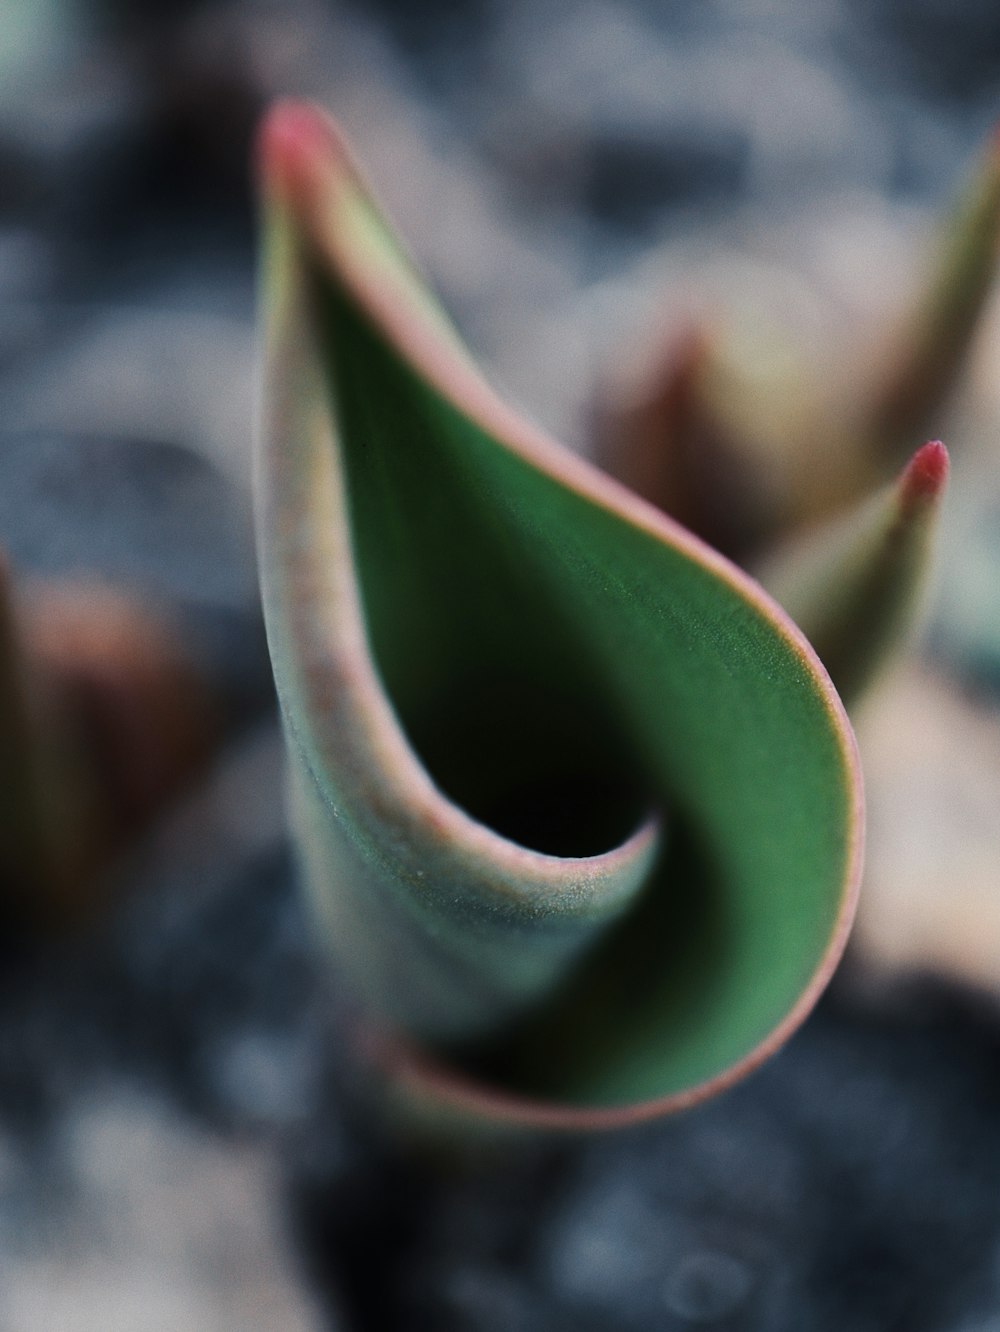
[
  {"left": 257, "top": 98, "right": 343, "bottom": 205},
  {"left": 900, "top": 439, "right": 949, "bottom": 513}
]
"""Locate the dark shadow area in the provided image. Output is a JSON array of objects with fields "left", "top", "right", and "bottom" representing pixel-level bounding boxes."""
[{"left": 322, "top": 277, "right": 649, "bottom": 860}]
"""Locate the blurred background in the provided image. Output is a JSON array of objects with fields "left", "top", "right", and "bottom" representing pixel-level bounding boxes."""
[{"left": 1, "top": 0, "right": 1000, "bottom": 1328}]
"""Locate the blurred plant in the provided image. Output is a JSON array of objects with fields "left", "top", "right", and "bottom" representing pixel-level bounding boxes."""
[
  {"left": 596, "top": 127, "right": 998, "bottom": 582},
  {"left": 0, "top": 557, "right": 217, "bottom": 931},
  {"left": 255, "top": 102, "right": 884, "bottom": 1131}
]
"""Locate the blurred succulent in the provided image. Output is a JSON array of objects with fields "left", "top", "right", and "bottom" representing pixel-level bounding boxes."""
[
  {"left": 596, "top": 126, "right": 997, "bottom": 583},
  {"left": 255, "top": 102, "right": 885, "bottom": 1131},
  {"left": 0, "top": 558, "right": 217, "bottom": 931}
]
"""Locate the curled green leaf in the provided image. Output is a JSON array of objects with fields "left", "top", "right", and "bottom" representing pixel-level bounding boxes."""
[{"left": 255, "top": 102, "right": 863, "bottom": 1129}]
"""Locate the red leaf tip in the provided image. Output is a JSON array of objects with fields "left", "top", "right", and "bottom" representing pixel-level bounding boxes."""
[
  {"left": 900, "top": 439, "right": 949, "bottom": 511},
  {"left": 256, "top": 99, "right": 344, "bottom": 204}
]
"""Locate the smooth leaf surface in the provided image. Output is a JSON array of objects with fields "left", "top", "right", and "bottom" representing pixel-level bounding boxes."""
[{"left": 255, "top": 102, "right": 863, "bottom": 1127}]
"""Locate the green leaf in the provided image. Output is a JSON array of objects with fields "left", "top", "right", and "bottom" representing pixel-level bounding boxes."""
[
  {"left": 864, "top": 129, "right": 1000, "bottom": 463},
  {"left": 757, "top": 441, "right": 950, "bottom": 709},
  {"left": 255, "top": 101, "right": 863, "bottom": 1128}
]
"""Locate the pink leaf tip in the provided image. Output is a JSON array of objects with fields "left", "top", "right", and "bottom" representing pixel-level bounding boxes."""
[
  {"left": 256, "top": 99, "right": 344, "bottom": 206},
  {"left": 900, "top": 440, "right": 949, "bottom": 512}
]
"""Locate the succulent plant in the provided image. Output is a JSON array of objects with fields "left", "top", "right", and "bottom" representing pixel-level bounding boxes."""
[
  {"left": 257, "top": 102, "right": 844, "bottom": 1130},
  {"left": 253, "top": 101, "right": 980, "bottom": 1131}
]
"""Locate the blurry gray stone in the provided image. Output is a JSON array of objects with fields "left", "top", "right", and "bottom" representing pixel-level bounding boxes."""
[
  {"left": 0, "top": 1090, "right": 328, "bottom": 1332},
  {"left": 208, "top": 1028, "right": 320, "bottom": 1130},
  {"left": 5, "top": 306, "right": 256, "bottom": 494},
  {"left": 444, "top": 1266, "right": 543, "bottom": 1332},
  {"left": 545, "top": 1176, "right": 672, "bottom": 1308},
  {"left": 0, "top": 430, "right": 255, "bottom": 609},
  {"left": 662, "top": 1249, "right": 754, "bottom": 1322}
]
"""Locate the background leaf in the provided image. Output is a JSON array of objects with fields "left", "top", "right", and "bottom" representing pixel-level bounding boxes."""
[{"left": 758, "top": 440, "right": 950, "bottom": 708}]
